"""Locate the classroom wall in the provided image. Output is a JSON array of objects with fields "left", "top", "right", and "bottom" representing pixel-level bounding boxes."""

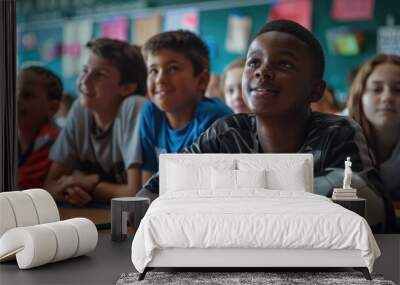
[{"left": 17, "top": 0, "right": 400, "bottom": 103}]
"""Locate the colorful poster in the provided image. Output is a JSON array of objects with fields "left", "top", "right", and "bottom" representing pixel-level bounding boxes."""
[
  {"left": 133, "top": 14, "right": 161, "bottom": 45},
  {"left": 101, "top": 17, "right": 129, "bottom": 41},
  {"left": 62, "top": 20, "right": 93, "bottom": 78},
  {"left": 335, "top": 34, "right": 360, "bottom": 55},
  {"left": 326, "top": 27, "right": 364, "bottom": 56},
  {"left": 377, "top": 26, "right": 400, "bottom": 55},
  {"left": 331, "top": 0, "right": 374, "bottom": 21},
  {"left": 21, "top": 32, "right": 37, "bottom": 51},
  {"left": 225, "top": 14, "right": 252, "bottom": 53},
  {"left": 77, "top": 20, "right": 93, "bottom": 73},
  {"left": 164, "top": 8, "right": 199, "bottom": 34},
  {"left": 269, "top": 0, "right": 312, "bottom": 30},
  {"left": 41, "top": 40, "right": 61, "bottom": 62}
]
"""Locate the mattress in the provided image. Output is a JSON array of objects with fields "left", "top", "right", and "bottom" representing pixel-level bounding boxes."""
[{"left": 131, "top": 190, "right": 380, "bottom": 273}]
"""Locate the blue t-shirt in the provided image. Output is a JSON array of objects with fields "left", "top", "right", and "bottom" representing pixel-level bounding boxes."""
[{"left": 140, "top": 97, "right": 233, "bottom": 172}]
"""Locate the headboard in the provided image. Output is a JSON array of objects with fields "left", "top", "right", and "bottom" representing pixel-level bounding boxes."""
[{"left": 159, "top": 153, "right": 314, "bottom": 195}]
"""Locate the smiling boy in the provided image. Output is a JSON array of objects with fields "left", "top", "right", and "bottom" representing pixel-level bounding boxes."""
[
  {"left": 138, "top": 31, "right": 232, "bottom": 185},
  {"left": 139, "top": 20, "right": 395, "bottom": 232},
  {"left": 45, "top": 38, "right": 147, "bottom": 206}
]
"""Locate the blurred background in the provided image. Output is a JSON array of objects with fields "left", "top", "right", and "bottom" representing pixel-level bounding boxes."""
[{"left": 16, "top": 0, "right": 400, "bottom": 105}]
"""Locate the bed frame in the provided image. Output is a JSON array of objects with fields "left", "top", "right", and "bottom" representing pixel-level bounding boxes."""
[
  {"left": 139, "top": 248, "right": 370, "bottom": 280},
  {"left": 138, "top": 154, "right": 372, "bottom": 281}
]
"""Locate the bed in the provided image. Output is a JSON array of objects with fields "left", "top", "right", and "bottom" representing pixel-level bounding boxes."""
[{"left": 131, "top": 154, "right": 380, "bottom": 280}]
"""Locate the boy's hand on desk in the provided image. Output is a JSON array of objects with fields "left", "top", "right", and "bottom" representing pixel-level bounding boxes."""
[
  {"left": 65, "top": 186, "right": 92, "bottom": 206},
  {"left": 52, "top": 175, "right": 73, "bottom": 202},
  {"left": 58, "top": 174, "right": 100, "bottom": 193}
]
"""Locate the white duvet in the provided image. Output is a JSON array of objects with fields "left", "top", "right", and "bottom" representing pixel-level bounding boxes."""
[{"left": 131, "top": 190, "right": 380, "bottom": 273}]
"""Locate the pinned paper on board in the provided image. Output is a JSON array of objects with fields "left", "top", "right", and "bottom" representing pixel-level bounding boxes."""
[
  {"left": 133, "top": 14, "right": 161, "bottom": 45},
  {"left": 225, "top": 14, "right": 252, "bottom": 53},
  {"left": 331, "top": 0, "right": 374, "bottom": 21},
  {"left": 335, "top": 34, "right": 359, "bottom": 55},
  {"left": 21, "top": 33, "right": 38, "bottom": 51},
  {"left": 269, "top": 0, "right": 312, "bottom": 30},
  {"left": 164, "top": 8, "right": 199, "bottom": 34},
  {"left": 377, "top": 25, "right": 400, "bottom": 55},
  {"left": 326, "top": 27, "right": 364, "bottom": 56},
  {"left": 101, "top": 17, "right": 129, "bottom": 41},
  {"left": 40, "top": 40, "right": 61, "bottom": 62},
  {"left": 62, "top": 20, "right": 93, "bottom": 78}
]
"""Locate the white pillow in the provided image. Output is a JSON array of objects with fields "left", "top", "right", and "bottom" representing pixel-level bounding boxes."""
[
  {"left": 237, "top": 169, "right": 267, "bottom": 189},
  {"left": 166, "top": 162, "right": 209, "bottom": 191},
  {"left": 267, "top": 163, "right": 307, "bottom": 191},
  {"left": 211, "top": 168, "right": 267, "bottom": 190},
  {"left": 165, "top": 159, "right": 236, "bottom": 193},
  {"left": 211, "top": 168, "right": 236, "bottom": 190},
  {"left": 238, "top": 159, "right": 308, "bottom": 191}
]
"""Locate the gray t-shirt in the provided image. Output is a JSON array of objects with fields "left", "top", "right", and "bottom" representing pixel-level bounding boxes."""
[{"left": 50, "top": 95, "right": 147, "bottom": 184}]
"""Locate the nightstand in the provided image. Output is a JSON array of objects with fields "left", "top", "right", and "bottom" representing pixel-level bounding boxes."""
[
  {"left": 111, "top": 197, "right": 150, "bottom": 242},
  {"left": 331, "top": 198, "right": 366, "bottom": 218}
]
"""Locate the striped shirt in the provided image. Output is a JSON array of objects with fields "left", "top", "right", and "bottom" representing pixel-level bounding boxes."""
[
  {"left": 145, "top": 112, "right": 376, "bottom": 192},
  {"left": 142, "top": 112, "right": 396, "bottom": 231}
]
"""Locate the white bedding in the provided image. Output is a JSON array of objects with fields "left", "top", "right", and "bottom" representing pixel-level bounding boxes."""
[{"left": 131, "top": 190, "right": 380, "bottom": 273}]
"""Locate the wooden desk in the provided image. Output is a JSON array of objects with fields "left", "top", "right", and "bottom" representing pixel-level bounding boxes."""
[
  {"left": 0, "top": 233, "right": 134, "bottom": 284},
  {"left": 59, "top": 207, "right": 135, "bottom": 234},
  {"left": 59, "top": 207, "right": 111, "bottom": 224}
]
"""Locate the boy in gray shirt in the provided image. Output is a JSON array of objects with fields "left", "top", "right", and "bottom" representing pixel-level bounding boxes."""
[{"left": 45, "top": 38, "right": 147, "bottom": 206}]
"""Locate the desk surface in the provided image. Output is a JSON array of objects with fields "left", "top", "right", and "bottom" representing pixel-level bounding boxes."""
[{"left": 0, "top": 233, "right": 134, "bottom": 285}]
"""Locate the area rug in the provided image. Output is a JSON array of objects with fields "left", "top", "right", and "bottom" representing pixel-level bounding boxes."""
[{"left": 116, "top": 271, "right": 396, "bottom": 285}]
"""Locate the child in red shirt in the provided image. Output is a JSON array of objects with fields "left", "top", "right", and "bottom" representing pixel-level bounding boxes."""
[{"left": 17, "top": 66, "right": 63, "bottom": 189}]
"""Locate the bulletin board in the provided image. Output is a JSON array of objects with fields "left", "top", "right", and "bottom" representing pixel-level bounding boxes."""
[
  {"left": 199, "top": 5, "right": 269, "bottom": 75},
  {"left": 312, "top": 0, "right": 400, "bottom": 102},
  {"left": 16, "top": 0, "right": 400, "bottom": 103}
]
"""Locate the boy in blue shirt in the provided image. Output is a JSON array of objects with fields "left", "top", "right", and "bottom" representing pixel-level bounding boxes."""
[{"left": 139, "top": 30, "right": 233, "bottom": 183}]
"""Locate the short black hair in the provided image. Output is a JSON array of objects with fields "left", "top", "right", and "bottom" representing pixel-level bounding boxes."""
[
  {"left": 255, "top": 19, "right": 325, "bottom": 79},
  {"left": 142, "top": 30, "right": 209, "bottom": 76},
  {"left": 22, "top": 66, "right": 63, "bottom": 101},
  {"left": 86, "top": 38, "right": 147, "bottom": 95}
]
